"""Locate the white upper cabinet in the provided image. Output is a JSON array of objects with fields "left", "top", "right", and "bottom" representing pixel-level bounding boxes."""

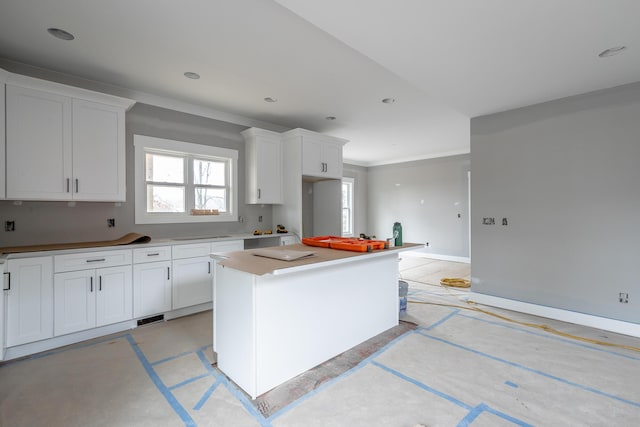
[
  {"left": 6, "top": 85, "right": 72, "bottom": 200},
  {"left": 72, "top": 100, "right": 126, "bottom": 201},
  {"left": 4, "top": 71, "right": 134, "bottom": 201},
  {"left": 242, "top": 128, "right": 283, "bottom": 204},
  {"left": 284, "top": 129, "right": 346, "bottom": 180}
]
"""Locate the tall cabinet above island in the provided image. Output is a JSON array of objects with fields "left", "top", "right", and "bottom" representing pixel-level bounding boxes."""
[{"left": 273, "top": 128, "right": 347, "bottom": 239}]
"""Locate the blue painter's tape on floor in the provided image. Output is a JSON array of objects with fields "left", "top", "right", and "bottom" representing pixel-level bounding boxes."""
[
  {"left": 267, "top": 329, "right": 418, "bottom": 422},
  {"left": 457, "top": 403, "right": 533, "bottom": 427},
  {"left": 371, "top": 360, "right": 473, "bottom": 410},
  {"left": 193, "top": 380, "right": 221, "bottom": 411},
  {"left": 419, "top": 331, "right": 640, "bottom": 408},
  {"left": 193, "top": 349, "right": 272, "bottom": 427},
  {"left": 125, "top": 334, "right": 197, "bottom": 426},
  {"left": 457, "top": 312, "right": 640, "bottom": 361},
  {"left": 195, "top": 349, "right": 216, "bottom": 373},
  {"left": 505, "top": 381, "right": 519, "bottom": 388},
  {"left": 169, "top": 373, "right": 211, "bottom": 391},
  {"left": 424, "top": 308, "right": 461, "bottom": 330}
]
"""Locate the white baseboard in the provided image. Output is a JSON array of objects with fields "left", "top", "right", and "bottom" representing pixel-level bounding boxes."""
[
  {"left": 4, "top": 320, "right": 137, "bottom": 362},
  {"left": 2, "top": 303, "right": 214, "bottom": 362},
  {"left": 469, "top": 292, "right": 640, "bottom": 338},
  {"left": 401, "top": 249, "right": 470, "bottom": 264},
  {"left": 164, "top": 302, "right": 212, "bottom": 320}
]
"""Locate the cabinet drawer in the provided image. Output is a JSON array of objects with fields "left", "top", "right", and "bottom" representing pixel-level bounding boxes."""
[
  {"left": 55, "top": 249, "right": 132, "bottom": 273},
  {"left": 210, "top": 240, "right": 243, "bottom": 253},
  {"left": 172, "top": 243, "right": 212, "bottom": 259},
  {"left": 133, "top": 246, "right": 171, "bottom": 264}
]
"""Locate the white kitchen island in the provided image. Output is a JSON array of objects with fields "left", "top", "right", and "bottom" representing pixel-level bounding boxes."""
[{"left": 211, "top": 243, "right": 421, "bottom": 399}]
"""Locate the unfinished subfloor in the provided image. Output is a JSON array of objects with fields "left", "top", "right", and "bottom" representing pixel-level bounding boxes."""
[{"left": 1, "top": 256, "right": 639, "bottom": 426}]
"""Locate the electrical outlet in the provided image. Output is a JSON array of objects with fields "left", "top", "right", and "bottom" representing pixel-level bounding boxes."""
[
  {"left": 619, "top": 292, "right": 629, "bottom": 303},
  {"left": 258, "top": 215, "right": 263, "bottom": 222},
  {"left": 107, "top": 218, "right": 115, "bottom": 227},
  {"left": 5, "top": 221, "right": 15, "bottom": 232}
]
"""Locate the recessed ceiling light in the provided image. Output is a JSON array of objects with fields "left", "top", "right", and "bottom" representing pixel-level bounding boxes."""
[
  {"left": 47, "top": 28, "right": 75, "bottom": 41},
  {"left": 264, "top": 97, "right": 277, "bottom": 103},
  {"left": 184, "top": 72, "right": 200, "bottom": 79},
  {"left": 382, "top": 98, "right": 396, "bottom": 104},
  {"left": 598, "top": 46, "right": 627, "bottom": 58},
  {"left": 325, "top": 116, "right": 336, "bottom": 121}
]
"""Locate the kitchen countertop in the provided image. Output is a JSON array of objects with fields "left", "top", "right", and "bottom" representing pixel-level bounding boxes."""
[{"left": 0, "top": 232, "right": 295, "bottom": 258}]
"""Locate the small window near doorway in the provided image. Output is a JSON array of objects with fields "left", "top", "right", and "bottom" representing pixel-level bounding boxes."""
[{"left": 342, "top": 177, "right": 354, "bottom": 237}]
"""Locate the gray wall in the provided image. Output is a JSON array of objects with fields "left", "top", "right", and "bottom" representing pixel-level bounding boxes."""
[
  {"left": 0, "top": 103, "right": 273, "bottom": 246},
  {"left": 367, "top": 155, "right": 470, "bottom": 257},
  {"left": 471, "top": 82, "right": 640, "bottom": 324},
  {"left": 343, "top": 164, "right": 368, "bottom": 236}
]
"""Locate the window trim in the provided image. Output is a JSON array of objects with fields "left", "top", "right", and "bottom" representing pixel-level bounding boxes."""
[
  {"left": 342, "top": 177, "right": 355, "bottom": 237},
  {"left": 134, "top": 134, "right": 238, "bottom": 224}
]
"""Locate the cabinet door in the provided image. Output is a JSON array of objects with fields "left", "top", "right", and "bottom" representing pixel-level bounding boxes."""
[
  {"left": 0, "top": 84, "right": 5, "bottom": 199},
  {"left": 172, "top": 256, "right": 212, "bottom": 309},
  {"left": 301, "top": 137, "right": 324, "bottom": 177},
  {"left": 96, "top": 265, "right": 132, "bottom": 327},
  {"left": 6, "top": 257, "right": 54, "bottom": 347},
  {"left": 6, "top": 85, "right": 72, "bottom": 200},
  {"left": 1, "top": 267, "right": 5, "bottom": 360},
  {"left": 72, "top": 100, "right": 126, "bottom": 201},
  {"left": 255, "top": 137, "right": 282, "bottom": 204},
  {"left": 322, "top": 142, "right": 343, "bottom": 179},
  {"left": 54, "top": 270, "right": 96, "bottom": 336},
  {"left": 133, "top": 261, "right": 172, "bottom": 318}
]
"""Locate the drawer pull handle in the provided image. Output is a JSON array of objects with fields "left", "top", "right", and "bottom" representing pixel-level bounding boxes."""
[
  {"left": 167, "top": 266, "right": 170, "bottom": 280},
  {"left": 86, "top": 258, "right": 106, "bottom": 263},
  {"left": 90, "top": 276, "right": 93, "bottom": 292},
  {"left": 208, "top": 261, "right": 211, "bottom": 274},
  {"left": 3, "top": 272, "right": 10, "bottom": 291},
  {"left": 147, "top": 253, "right": 160, "bottom": 256},
  {"left": 99, "top": 276, "right": 102, "bottom": 291}
]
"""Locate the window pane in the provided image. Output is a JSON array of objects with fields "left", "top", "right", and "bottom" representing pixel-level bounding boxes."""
[
  {"left": 194, "top": 159, "right": 226, "bottom": 186},
  {"left": 342, "top": 179, "right": 354, "bottom": 236},
  {"left": 342, "top": 208, "right": 351, "bottom": 234},
  {"left": 147, "top": 185, "right": 185, "bottom": 212},
  {"left": 146, "top": 153, "right": 184, "bottom": 183},
  {"left": 195, "top": 187, "right": 226, "bottom": 212}
]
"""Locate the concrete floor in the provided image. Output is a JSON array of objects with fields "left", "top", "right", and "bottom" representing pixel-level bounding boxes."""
[{"left": 1, "top": 255, "right": 639, "bottom": 426}]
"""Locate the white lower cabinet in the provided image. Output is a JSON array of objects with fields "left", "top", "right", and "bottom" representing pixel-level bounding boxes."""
[
  {"left": 172, "top": 240, "right": 243, "bottom": 310},
  {"left": 5, "top": 257, "right": 54, "bottom": 347},
  {"left": 172, "top": 256, "right": 212, "bottom": 310},
  {"left": 133, "top": 260, "right": 172, "bottom": 318},
  {"left": 54, "top": 265, "right": 132, "bottom": 336}
]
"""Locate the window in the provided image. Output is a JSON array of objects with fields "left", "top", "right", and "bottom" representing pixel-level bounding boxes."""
[
  {"left": 134, "top": 135, "right": 238, "bottom": 224},
  {"left": 342, "top": 177, "right": 354, "bottom": 237}
]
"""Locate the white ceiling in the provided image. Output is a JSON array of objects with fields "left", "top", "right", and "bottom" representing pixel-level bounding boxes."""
[{"left": 1, "top": 0, "right": 638, "bottom": 166}]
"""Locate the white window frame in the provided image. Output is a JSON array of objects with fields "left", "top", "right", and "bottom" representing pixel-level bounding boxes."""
[
  {"left": 342, "top": 177, "right": 355, "bottom": 237},
  {"left": 134, "top": 134, "right": 238, "bottom": 224}
]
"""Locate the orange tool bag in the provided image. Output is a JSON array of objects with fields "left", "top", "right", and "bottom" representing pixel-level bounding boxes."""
[{"left": 302, "top": 236, "right": 389, "bottom": 252}]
